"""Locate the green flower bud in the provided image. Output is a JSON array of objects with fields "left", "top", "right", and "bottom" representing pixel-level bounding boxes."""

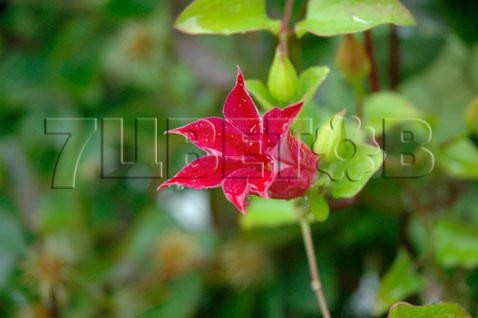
[
  {"left": 336, "top": 35, "right": 371, "bottom": 83},
  {"left": 313, "top": 111, "right": 346, "bottom": 162},
  {"left": 267, "top": 47, "right": 299, "bottom": 102},
  {"left": 465, "top": 97, "right": 478, "bottom": 133}
]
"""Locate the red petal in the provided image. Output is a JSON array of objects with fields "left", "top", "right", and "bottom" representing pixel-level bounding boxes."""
[
  {"left": 267, "top": 167, "right": 309, "bottom": 199},
  {"left": 157, "top": 156, "right": 254, "bottom": 191},
  {"left": 263, "top": 101, "right": 303, "bottom": 135},
  {"left": 268, "top": 134, "right": 319, "bottom": 199},
  {"left": 263, "top": 101, "right": 304, "bottom": 152},
  {"left": 222, "top": 168, "right": 253, "bottom": 213},
  {"left": 222, "top": 164, "right": 275, "bottom": 213},
  {"left": 168, "top": 117, "right": 260, "bottom": 157},
  {"left": 223, "top": 68, "right": 262, "bottom": 138},
  {"left": 157, "top": 156, "right": 224, "bottom": 191}
]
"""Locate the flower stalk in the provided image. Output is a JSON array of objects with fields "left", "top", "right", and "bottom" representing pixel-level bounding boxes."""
[
  {"left": 279, "top": 0, "right": 294, "bottom": 56},
  {"left": 299, "top": 215, "right": 331, "bottom": 318},
  {"left": 280, "top": 2, "right": 331, "bottom": 315}
]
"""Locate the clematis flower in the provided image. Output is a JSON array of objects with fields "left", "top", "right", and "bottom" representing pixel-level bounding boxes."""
[{"left": 158, "top": 68, "right": 319, "bottom": 213}]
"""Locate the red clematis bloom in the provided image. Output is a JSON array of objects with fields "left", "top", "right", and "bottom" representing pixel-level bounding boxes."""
[{"left": 158, "top": 69, "right": 319, "bottom": 213}]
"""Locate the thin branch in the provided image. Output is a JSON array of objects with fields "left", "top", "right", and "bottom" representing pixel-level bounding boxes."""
[
  {"left": 389, "top": 26, "right": 400, "bottom": 90},
  {"left": 279, "top": 0, "right": 295, "bottom": 55},
  {"left": 299, "top": 218, "right": 331, "bottom": 318},
  {"left": 364, "top": 30, "right": 380, "bottom": 92}
]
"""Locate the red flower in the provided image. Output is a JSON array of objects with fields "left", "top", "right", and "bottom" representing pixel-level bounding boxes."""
[{"left": 158, "top": 69, "right": 319, "bottom": 213}]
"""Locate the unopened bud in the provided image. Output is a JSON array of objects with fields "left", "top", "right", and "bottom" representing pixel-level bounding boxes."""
[
  {"left": 336, "top": 35, "right": 371, "bottom": 83},
  {"left": 267, "top": 47, "right": 299, "bottom": 102},
  {"left": 313, "top": 111, "right": 346, "bottom": 162},
  {"left": 465, "top": 97, "right": 478, "bottom": 133}
]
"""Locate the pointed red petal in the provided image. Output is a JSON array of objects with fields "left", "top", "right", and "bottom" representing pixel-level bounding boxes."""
[
  {"left": 263, "top": 101, "right": 303, "bottom": 135},
  {"left": 168, "top": 117, "right": 260, "bottom": 157},
  {"left": 157, "top": 155, "right": 254, "bottom": 191},
  {"left": 222, "top": 168, "right": 252, "bottom": 213},
  {"left": 157, "top": 156, "right": 224, "bottom": 191},
  {"left": 223, "top": 68, "right": 262, "bottom": 138},
  {"left": 262, "top": 101, "right": 304, "bottom": 152},
  {"left": 222, "top": 164, "right": 276, "bottom": 213}
]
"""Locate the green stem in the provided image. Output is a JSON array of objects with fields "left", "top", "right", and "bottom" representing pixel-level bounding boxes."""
[
  {"left": 299, "top": 216, "right": 331, "bottom": 318},
  {"left": 353, "top": 80, "right": 365, "bottom": 120},
  {"left": 279, "top": 0, "right": 295, "bottom": 56}
]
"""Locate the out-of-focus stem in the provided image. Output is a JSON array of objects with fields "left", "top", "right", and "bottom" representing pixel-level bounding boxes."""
[
  {"left": 279, "top": 0, "right": 295, "bottom": 55},
  {"left": 389, "top": 26, "right": 400, "bottom": 90},
  {"left": 299, "top": 217, "right": 331, "bottom": 318},
  {"left": 364, "top": 30, "right": 380, "bottom": 92},
  {"left": 353, "top": 80, "right": 365, "bottom": 120}
]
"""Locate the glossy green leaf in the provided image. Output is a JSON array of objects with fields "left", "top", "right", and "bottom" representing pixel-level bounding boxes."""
[
  {"left": 240, "top": 197, "right": 297, "bottom": 229},
  {"left": 246, "top": 79, "right": 276, "bottom": 110},
  {"left": 325, "top": 144, "right": 383, "bottom": 199},
  {"left": 309, "top": 194, "right": 329, "bottom": 222},
  {"left": 365, "top": 91, "right": 422, "bottom": 135},
  {"left": 436, "top": 138, "right": 478, "bottom": 180},
  {"left": 433, "top": 219, "right": 478, "bottom": 268},
  {"left": 295, "top": 66, "right": 330, "bottom": 105},
  {"left": 374, "top": 249, "right": 424, "bottom": 315},
  {"left": 296, "top": 0, "right": 416, "bottom": 37},
  {"left": 175, "top": 0, "right": 280, "bottom": 35},
  {"left": 388, "top": 302, "right": 471, "bottom": 318}
]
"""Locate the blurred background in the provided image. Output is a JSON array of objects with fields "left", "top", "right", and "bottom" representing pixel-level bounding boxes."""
[{"left": 0, "top": 0, "right": 478, "bottom": 317}]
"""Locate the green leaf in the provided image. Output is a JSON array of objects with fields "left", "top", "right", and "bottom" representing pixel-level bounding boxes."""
[
  {"left": 436, "top": 138, "right": 478, "bottom": 180},
  {"left": 246, "top": 66, "right": 329, "bottom": 111},
  {"left": 374, "top": 249, "right": 424, "bottom": 315},
  {"left": 388, "top": 302, "right": 471, "bottom": 318},
  {"left": 240, "top": 197, "right": 297, "bottom": 229},
  {"left": 175, "top": 0, "right": 280, "bottom": 35},
  {"left": 433, "top": 219, "right": 478, "bottom": 269},
  {"left": 246, "top": 79, "right": 276, "bottom": 110},
  {"left": 364, "top": 91, "right": 422, "bottom": 135},
  {"left": 296, "top": 0, "right": 416, "bottom": 37},
  {"left": 295, "top": 66, "right": 330, "bottom": 106},
  {"left": 309, "top": 194, "right": 330, "bottom": 222},
  {"left": 325, "top": 144, "right": 383, "bottom": 199}
]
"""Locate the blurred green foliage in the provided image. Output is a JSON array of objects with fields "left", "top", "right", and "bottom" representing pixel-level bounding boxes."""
[{"left": 0, "top": 0, "right": 477, "bottom": 317}]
